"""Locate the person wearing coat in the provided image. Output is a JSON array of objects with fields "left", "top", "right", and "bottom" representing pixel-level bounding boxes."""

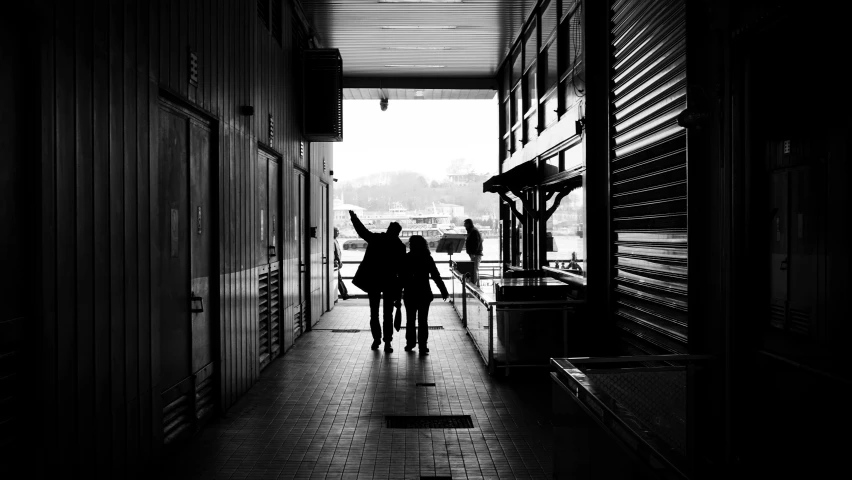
[
  {"left": 333, "top": 227, "right": 349, "bottom": 300},
  {"left": 401, "top": 235, "right": 449, "bottom": 355},
  {"left": 349, "top": 210, "right": 406, "bottom": 352}
]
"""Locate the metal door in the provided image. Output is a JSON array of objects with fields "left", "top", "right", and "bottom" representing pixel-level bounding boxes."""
[
  {"left": 159, "top": 106, "right": 191, "bottom": 392},
  {"left": 256, "top": 153, "right": 269, "bottom": 267},
  {"left": 189, "top": 118, "right": 213, "bottom": 374},
  {"left": 768, "top": 171, "right": 788, "bottom": 329},
  {"left": 268, "top": 160, "right": 280, "bottom": 265},
  {"left": 321, "top": 182, "right": 329, "bottom": 312},
  {"left": 158, "top": 100, "right": 215, "bottom": 445},
  {"left": 295, "top": 169, "right": 307, "bottom": 338}
]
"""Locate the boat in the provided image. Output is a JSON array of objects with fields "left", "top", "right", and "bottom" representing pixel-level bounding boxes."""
[{"left": 342, "top": 225, "right": 448, "bottom": 251}]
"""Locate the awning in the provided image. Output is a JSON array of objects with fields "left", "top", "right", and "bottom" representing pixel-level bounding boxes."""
[
  {"left": 483, "top": 160, "right": 582, "bottom": 224},
  {"left": 482, "top": 160, "right": 539, "bottom": 194}
]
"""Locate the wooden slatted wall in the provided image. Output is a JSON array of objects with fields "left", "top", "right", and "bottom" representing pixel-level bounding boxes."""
[{"left": 26, "top": 0, "right": 328, "bottom": 472}]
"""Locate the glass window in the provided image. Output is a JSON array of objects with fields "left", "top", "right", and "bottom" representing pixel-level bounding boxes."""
[
  {"left": 525, "top": 64, "right": 537, "bottom": 114},
  {"left": 503, "top": 65, "right": 510, "bottom": 100},
  {"left": 545, "top": 185, "right": 585, "bottom": 275},
  {"left": 525, "top": 115, "right": 537, "bottom": 140},
  {"left": 541, "top": 0, "right": 557, "bottom": 45},
  {"left": 544, "top": 41, "right": 558, "bottom": 93},
  {"left": 511, "top": 89, "right": 520, "bottom": 125},
  {"left": 504, "top": 99, "right": 512, "bottom": 132},
  {"left": 524, "top": 24, "right": 537, "bottom": 71},
  {"left": 511, "top": 47, "right": 523, "bottom": 86},
  {"left": 544, "top": 154, "right": 560, "bottom": 176},
  {"left": 513, "top": 89, "right": 522, "bottom": 124},
  {"left": 543, "top": 95, "right": 558, "bottom": 127},
  {"left": 564, "top": 141, "right": 583, "bottom": 171},
  {"left": 569, "top": 11, "right": 583, "bottom": 70}
]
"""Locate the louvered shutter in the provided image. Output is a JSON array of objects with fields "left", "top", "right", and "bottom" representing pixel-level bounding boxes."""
[
  {"left": 610, "top": 0, "right": 688, "bottom": 355},
  {"left": 303, "top": 49, "right": 343, "bottom": 142},
  {"left": 258, "top": 266, "right": 271, "bottom": 369}
]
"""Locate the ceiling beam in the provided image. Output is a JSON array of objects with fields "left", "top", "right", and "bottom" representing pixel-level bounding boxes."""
[{"left": 343, "top": 76, "right": 497, "bottom": 91}]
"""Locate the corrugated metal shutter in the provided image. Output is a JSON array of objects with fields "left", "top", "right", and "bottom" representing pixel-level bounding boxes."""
[{"left": 610, "top": 0, "right": 688, "bottom": 355}]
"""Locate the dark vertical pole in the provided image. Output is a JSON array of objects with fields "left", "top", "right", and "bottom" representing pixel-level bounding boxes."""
[{"left": 582, "top": 0, "right": 611, "bottom": 350}]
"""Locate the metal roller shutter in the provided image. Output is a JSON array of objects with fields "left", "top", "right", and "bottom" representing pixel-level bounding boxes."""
[{"left": 610, "top": 0, "right": 688, "bottom": 355}]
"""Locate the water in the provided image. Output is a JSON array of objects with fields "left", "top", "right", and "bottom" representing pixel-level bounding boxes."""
[{"left": 337, "top": 236, "right": 584, "bottom": 295}]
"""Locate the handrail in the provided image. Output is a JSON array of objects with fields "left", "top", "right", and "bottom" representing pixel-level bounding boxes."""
[
  {"left": 563, "top": 354, "right": 712, "bottom": 364},
  {"left": 757, "top": 350, "right": 852, "bottom": 385}
]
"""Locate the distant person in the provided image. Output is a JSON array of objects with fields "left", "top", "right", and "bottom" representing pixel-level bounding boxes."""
[
  {"left": 463, "top": 219, "right": 483, "bottom": 286},
  {"left": 350, "top": 210, "right": 406, "bottom": 353},
  {"left": 401, "top": 235, "right": 449, "bottom": 355},
  {"left": 333, "top": 227, "right": 349, "bottom": 300}
]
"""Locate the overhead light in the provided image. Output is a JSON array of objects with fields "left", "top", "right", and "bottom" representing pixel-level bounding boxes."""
[
  {"left": 414, "top": 90, "right": 425, "bottom": 97},
  {"left": 383, "top": 46, "right": 452, "bottom": 50},
  {"left": 382, "top": 25, "right": 457, "bottom": 29},
  {"left": 384, "top": 64, "right": 446, "bottom": 68}
]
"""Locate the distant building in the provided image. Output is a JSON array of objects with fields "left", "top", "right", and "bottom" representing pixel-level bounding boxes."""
[
  {"left": 333, "top": 198, "right": 365, "bottom": 223},
  {"left": 447, "top": 172, "right": 489, "bottom": 186},
  {"left": 435, "top": 203, "right": 465, "bottom": 218}
]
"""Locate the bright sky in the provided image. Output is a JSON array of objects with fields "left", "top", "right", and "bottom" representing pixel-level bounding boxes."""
[{"left": 332, "top": 98, "right": 498, "bottom": 183}]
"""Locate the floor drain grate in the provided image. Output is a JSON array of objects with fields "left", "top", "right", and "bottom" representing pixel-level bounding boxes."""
[
  {"left": 386, "top": 415, "right": 474, "bottom": 429},
  {"left": 331, "top": 329, "right": 361, "bottom": 333},
  {"left": 416, "top": 382, "right": 436, "bottom": 387}
]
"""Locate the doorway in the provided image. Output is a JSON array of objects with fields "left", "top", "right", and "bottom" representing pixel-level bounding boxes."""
[
  {"left": 157, "top": 99, "right": 216, "bottom": 446},
  {"left": 321, "top": 182, "right": 330, "bottom": 312},
  {"left": 294, "top": 169, "right": 307, "bottom": 338}
]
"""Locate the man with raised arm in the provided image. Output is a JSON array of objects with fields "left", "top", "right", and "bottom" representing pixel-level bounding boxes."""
[{"left": 349, "top": 210, "right": 406, "bottom": 353}]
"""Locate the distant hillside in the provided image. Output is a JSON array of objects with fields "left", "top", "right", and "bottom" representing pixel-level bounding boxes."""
[{"left": 338, "top": 170, "right": 498, "bottom": 221}]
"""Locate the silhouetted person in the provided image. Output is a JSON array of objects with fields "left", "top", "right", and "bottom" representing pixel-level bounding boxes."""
[
  {"left": 333, "top": 227, "right": 349, "bottom": 300},
  {"left": 349, "top": 210, "right": 406, "bottom": 352},
  {"left": 463, "top": 219, "right": 483, "bottom": 286},
  {"left": 401, "top": 236, "right": 449, "bottom": 355}
]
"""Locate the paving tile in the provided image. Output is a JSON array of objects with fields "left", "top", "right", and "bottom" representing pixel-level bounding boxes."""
[{"left": 157, "top": 301, "right": 554, "bottom": 479}]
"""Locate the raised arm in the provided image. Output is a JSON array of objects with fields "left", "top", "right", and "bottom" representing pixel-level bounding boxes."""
[
  {"left": 349, "top": 210, "right": 375, "bottom": 242},
  {"left": 428, "top": 256, "right": 449, "bottom": 300}
]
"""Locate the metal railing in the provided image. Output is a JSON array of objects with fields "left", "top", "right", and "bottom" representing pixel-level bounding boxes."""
[{"left": 336, "top": 258, "right": 504, "bottom": 297}]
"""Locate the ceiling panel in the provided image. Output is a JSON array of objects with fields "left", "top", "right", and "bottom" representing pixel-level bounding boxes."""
[
  {"left": 301, "top": 0, "right": 539, "bottom": 81},
  {"left": 343, "top": 87, "right": 496, "bottom": 100}
]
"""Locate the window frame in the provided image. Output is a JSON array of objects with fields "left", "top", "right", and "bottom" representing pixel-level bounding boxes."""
[{"left": 522, "top": 20, "right": 539, "bottom": 142}]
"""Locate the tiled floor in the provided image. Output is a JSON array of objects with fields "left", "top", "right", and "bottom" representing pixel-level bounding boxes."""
[{"left": 159, "top": 299, "right": 554, "bottom": 479}]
